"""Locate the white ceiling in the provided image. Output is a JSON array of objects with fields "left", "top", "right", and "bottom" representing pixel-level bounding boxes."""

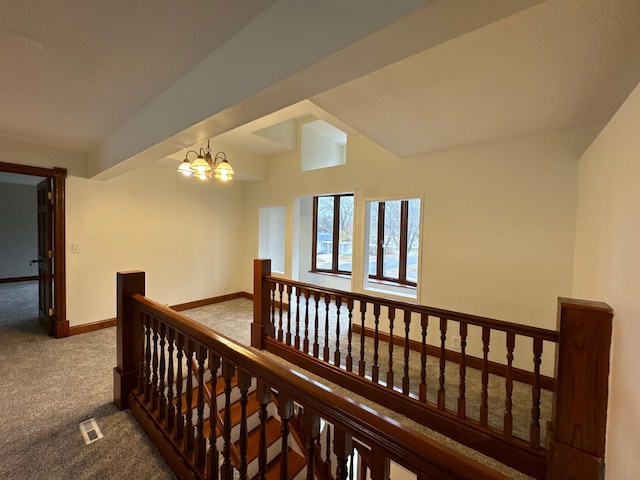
[
  {"left": 0, "top": 0, "right": 276, "bottom": 151},
  {"left": 311, "top": 0, "right": 640, "bottom": 156},
  {"left": 1, "top": 0, "right": 639, "bottom": 181}
]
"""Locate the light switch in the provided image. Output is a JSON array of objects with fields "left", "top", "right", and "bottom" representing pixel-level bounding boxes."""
[{"left": 71, "top": 243, "right": 82, "bottom": 254}]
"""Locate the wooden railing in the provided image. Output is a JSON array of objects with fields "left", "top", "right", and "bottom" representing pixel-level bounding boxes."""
[
  {"left": 251, "top": 259, "right": 613, "bottom": 480},
  {"left": 114, "top": 270, "right": 511, "bottom": 480}
]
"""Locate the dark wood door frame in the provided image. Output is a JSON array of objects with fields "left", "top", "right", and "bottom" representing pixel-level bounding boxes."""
[{"left": 0, "top": 161, "right": 68, "bottom": 338}]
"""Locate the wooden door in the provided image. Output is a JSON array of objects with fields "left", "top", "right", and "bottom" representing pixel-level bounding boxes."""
[{"left": 37, "top": 178, "right": 54, "bottom": 335}]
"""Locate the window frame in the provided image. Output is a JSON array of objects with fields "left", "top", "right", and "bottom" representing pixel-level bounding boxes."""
[
  {"left": 311, "top": 193, "right": 354, "bottom": 275},
  {"left": 369, "top": 199, "right": 418, "bottom": 287}
]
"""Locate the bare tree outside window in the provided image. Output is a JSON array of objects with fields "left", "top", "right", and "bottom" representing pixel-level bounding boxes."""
[
  {"left": 368, "top": 198, "right": 420, "bottom": 286},
  {"left": 312, "top": 193, "right": 354, "bottom": 274}
]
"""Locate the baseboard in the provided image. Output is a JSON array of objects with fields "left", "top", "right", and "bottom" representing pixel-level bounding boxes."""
[
  {"left": 0, "top": 275, "right": 38, "bottom": 284},
  {"left": 68, "top": 318, "right": 117, "bottom": 336},
  {"left": 67, "top": 292, "right": 253, "bottom": 336},
  {"left": 171, "top": 291, "right": 252, "bottom": 311}
]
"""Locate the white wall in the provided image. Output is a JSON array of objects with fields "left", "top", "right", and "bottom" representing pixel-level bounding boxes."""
[
  {"left": 572, "top": 82, "right": 640, "bottom": 478},
  {"left": 0, "top": 183, "right": 38, "bottom": 279},
  {"left": 242, "top": 128, "right": 594, "bottom": 332},
  {"left": 65, "top": 164, "right": 245, "bottom": 326}
]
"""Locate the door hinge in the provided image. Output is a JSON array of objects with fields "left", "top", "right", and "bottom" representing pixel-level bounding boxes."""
[
  {"left": 48, "top": 250, "right": 53, "bottom": 259},
  {"left": 48, "top": 308, "right": 54, "bottom": 316},
  {"left": 47, "top": 191, "right": 53, "bottom": 201}
]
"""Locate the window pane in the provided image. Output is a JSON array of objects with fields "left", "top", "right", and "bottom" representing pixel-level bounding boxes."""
[
  {"left": 368, "top": 202, "right": 379, "bottom": 275},
  {"left": 315, "top": 196, "right": 334, "bottom": 270},
  {"left": 338, "top": 195, "right": 354, "bottom": 272},
  {"left": 383, "top": 201, "right": 401, "bottom": 280},
  {"left": 406, "top": 199, "right": 420, "bottom": 283}
]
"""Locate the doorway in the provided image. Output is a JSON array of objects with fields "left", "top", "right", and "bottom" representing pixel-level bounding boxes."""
[{"left": 0, "top": 161, "right": 67, "bottom": 337}]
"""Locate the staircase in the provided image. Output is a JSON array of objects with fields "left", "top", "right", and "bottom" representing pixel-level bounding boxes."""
[
  {"left": 116, "top": 271, "right": 548, "bottom": 480},
  {"left": 179, "top": 362, "right": 310, "bottom": 480}
]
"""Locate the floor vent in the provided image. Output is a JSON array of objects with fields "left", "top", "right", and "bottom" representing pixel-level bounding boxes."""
[{"left": 79, "top": 418, "right": 104, "bottom": 445}]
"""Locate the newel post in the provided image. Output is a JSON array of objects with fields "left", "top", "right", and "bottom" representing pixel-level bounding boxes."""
[
  {"left": 251, "top": 259, "right": 272, "bottom": 349},
  {"left": 547, "top": 298, "right": 613, "bottom": 480},
  {"left": 113, "top": 270, "right": 145, "bottom": 410}
]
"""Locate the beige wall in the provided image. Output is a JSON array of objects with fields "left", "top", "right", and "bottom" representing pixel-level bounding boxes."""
[
  {"left": 242, "top": 128, "right": 594, "bottom": 333},
  {"left": 0, "top": 137, "right": 87, "bottom": 177},
  {"left": 65, "top": 164, "right": 245, "bottom": 326},
  {"left": 572, "top": 82, "right": 640, "bottom": 478}
]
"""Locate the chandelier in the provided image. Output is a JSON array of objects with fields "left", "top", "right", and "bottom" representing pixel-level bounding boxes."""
[{"left": 177, "top": 139, "right": 235, "bottom": 182}]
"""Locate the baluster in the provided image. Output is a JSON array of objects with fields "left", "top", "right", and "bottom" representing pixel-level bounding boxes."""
[
  {"left": 358, "top": 301, "right": 367, "bottom": 377},
  {"left": 334, "top": 426, "right": 353, "bottom": 480},
  {"left": 166, "top": 327, "right": 175, "bottom": 431},
  {"left": 324, "top": 292, "right": 331, "bottom": 362},
  {"left": 346, "top": 298, "right": 354, "bottom": 372},
  {"left": 184, "top": 340, "right": 195, "bottom": 453},
  {"left": 278, "top": 396, "right": 293, "bottom": 480},
  {"left": 137, "top": 310, "right": 146, "bottom": 394},
  {"left": 174, "top": 333, "right": 184, "bottom": 441},
  {"left": 402, "top": 311, "right": 411, "bottom": 395},
  {"left": 313, "top": 292, "right": 320, "bottom": 358},
  {"left": 286, "top": 285, "right": 293, "bottom": 346},
  {"left": 334, "top": 296, "right": 342, "bottom": 366},
  {"left": 238, "top": 369, "right": 252, "bottom": 479},
  {"left": 457, "top": 322, "right": 468, "bottom": 418},
  {"left": 372, "top": 304, "right": 381, "bottom": 384},
  {"left": 256, "top": 381, "right": 271, "bottom": 480},
  {"left": 294, "top": 286, "right": 301, "bottom": 349},
  {"left": 303, "top": 289, "right": 310, "bottom": 354},
  {"left": 222, "top": 360, "right": 236, "bottom": 480},
  {"left": 530, "top": 337, "right": 542, "bottom": 448},
  {"left": 370, "top": 446, "right": 390, "bottom": 480},
  {"left": 386, "top": 307, "right": 395, "bottom": 389},
  {"left": 278, "top": 283, "right": 284, "bottom": 342},
  {"left": 303, "top": 410, "right": 320, "bottom": 480},
  {"left": 480, "top": 326, "right": 491, "bottom": 427},
  {"left": 504, "top": 332, "right": 515, "bottom": 439},
  {"left": 206, "top": 353, "right": 220, "bottom": 480},
  {"left": 194, "top": 346, "right": 207, "bottom": 467},
  {"left": 158, "top": 322, "right": 167, "bottom": 420},
  {"left": 325, "top": 422, "right": 332, "bottom": 475},
  {"left": 151, "top": 317, "right": 159, "bottom": 411},
  {"left": 270, "top": 283, "right": 276, "bottom": 338},
  {"left": 438, "top": 317, "right": 447, "bottom": 409},
  {"left": 144, "top": 313, "right": 152, "bottom": 402},
  {"left": 419, "top": 313, "right": 428, "bottom": 402}
]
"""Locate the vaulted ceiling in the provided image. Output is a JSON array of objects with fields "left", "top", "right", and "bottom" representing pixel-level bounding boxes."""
[{"left": 1, "top": 0, "right": 639, "bottom": 181}]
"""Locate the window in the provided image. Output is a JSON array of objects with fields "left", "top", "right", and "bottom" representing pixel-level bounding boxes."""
[
  {"left": 312, "top": 193, "right": 354, "bottom": 274},
  {"left": 367, "top": 198, "right": 420, "bottom": 287}
]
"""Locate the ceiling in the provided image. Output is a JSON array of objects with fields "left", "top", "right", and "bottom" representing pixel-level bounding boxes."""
[
  {"left": 0, "top": 0, "right": 276, "bottom": 151},
  {"left": 312, "top": 0, "right": 640, "bottom": 157},
  {"left": 1, "top": 0, "right": 639, "bottom": 181}
]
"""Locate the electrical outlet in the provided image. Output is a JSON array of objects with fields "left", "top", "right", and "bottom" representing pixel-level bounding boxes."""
[{"left": 451, "top": 335, "right": 461, "bottom": 352}]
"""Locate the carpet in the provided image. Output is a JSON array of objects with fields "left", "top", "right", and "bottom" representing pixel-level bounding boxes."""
[{"left": 0, "top": 282, "right": 176, "bottom": 480}]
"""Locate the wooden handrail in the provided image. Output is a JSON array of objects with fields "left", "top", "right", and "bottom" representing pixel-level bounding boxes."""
[
  {"left": 123, "top": 283, "right": 510, "bottom": 480},
  {"left": 265, "top": 275, "right": 559, "bottom": 342},
  {"left": 132, "top": 293, "right": 507, "bottom": 478},
  {"left": 250, "top": 259, "right": 613, "bottom": 480}
]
